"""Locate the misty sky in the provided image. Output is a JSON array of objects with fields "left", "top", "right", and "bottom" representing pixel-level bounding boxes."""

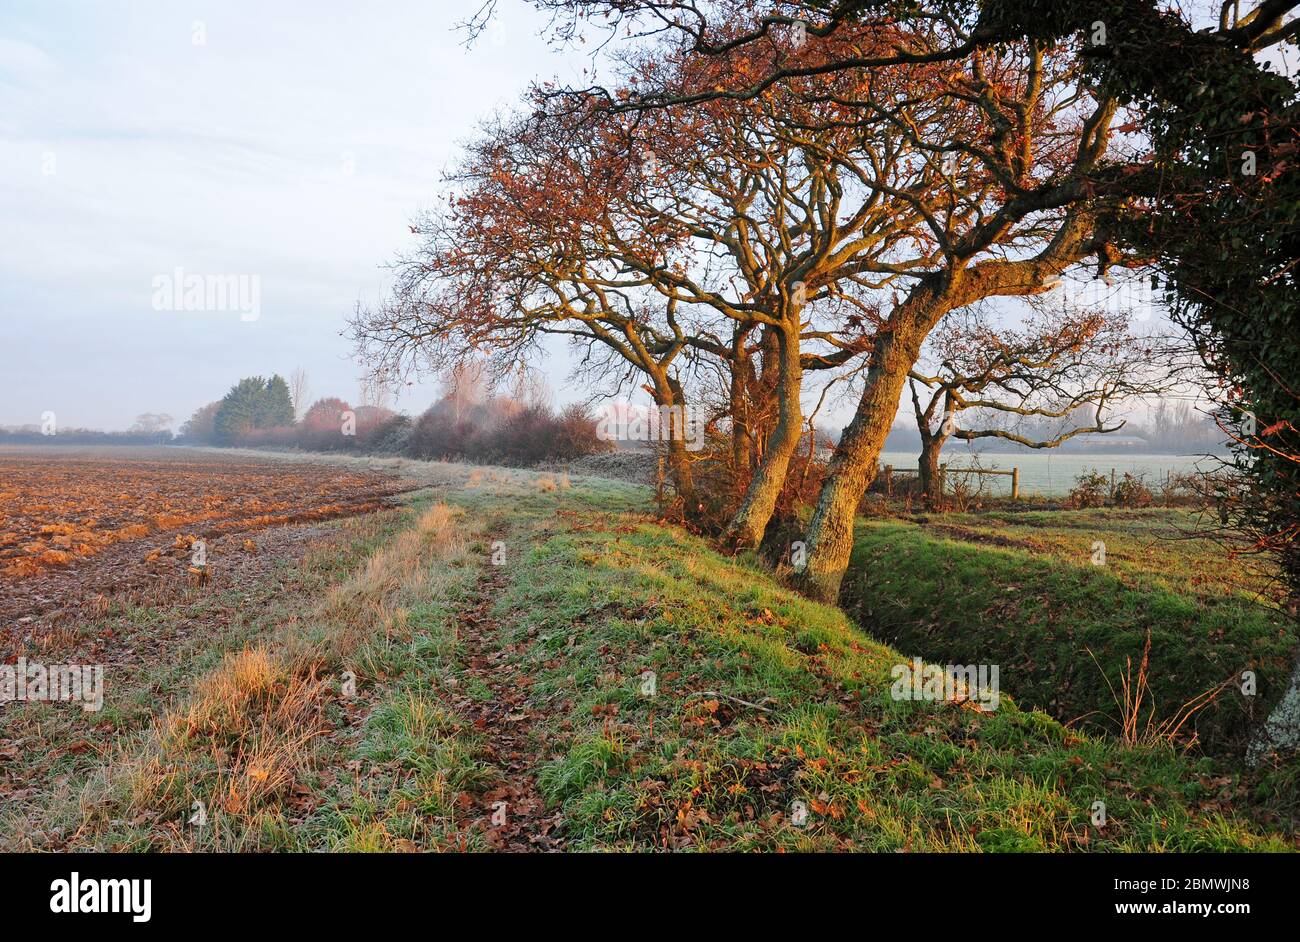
[
  {"left": 6, "top": 4, "right": 1290, "bottom": 435},
  {"left": 0, "top": 0, "right": 587, "bottom": 431}
]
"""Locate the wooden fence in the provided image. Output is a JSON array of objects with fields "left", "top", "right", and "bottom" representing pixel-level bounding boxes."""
[{"left": 878, "top": 462, "right": 1020, "bottom": 500}]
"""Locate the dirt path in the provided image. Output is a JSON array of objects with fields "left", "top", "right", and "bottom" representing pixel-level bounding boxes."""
[{"left": 453, "top": 536, "right": 565, "bottom": 851}]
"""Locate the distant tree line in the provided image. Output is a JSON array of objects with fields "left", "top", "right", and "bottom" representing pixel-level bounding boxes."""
[
  {"left": 3, "top": 368, "right": 610, "bottom": 466},
  {"left": 176, "top": 369, "right": 611, "bottom": 465},
  {"left": 0, "top": 426, "right": 173, "bottom": 446},
  {"left": 408, "top": 395, "right": 609, "bottom": 465},
  {"left": 0, "top": 411, "right": 176, "bottom": 445}
]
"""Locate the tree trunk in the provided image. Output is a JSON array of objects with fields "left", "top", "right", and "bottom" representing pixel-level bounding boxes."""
[
  {"left": 750, "top": 325, "right": 782, "bottom": 468},
  {"left": 1249, "top": 655, "right": 1300, "bottom": 763},
  {"left": 1250, "top": 574, "right": 1300, "bottom": 762},
  {"left": 647, "top": 371, "right": 696, "bottom": 511},
  {"left": 796, "top": 229, "right": 1094, "bottom": 601},
  {"left": 918, "top": 432, "right": 945, "bottom": 510},
  {"left": 729, "top": 338, "right": 755, "bottom": 490},
  {"left": 665, "top": 427, "right": 696, "bottom": 509},
  {"left": 796, "top": 306, "right": 939, "bottom": 602},
  {"left": 726, "top": 323, "right": 802, "bottom": 549}
]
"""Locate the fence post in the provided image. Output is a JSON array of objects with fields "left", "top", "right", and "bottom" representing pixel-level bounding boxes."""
[
  {"left": 1110, "top": 467, "right": 1116, "bottom": 498},
  {"left": 1011, "top": 467, "right": 1020, "bottom": 501},
  {"left": 939, "top": 462, "right": 948, "bottom": 497},
  {"left": 884, "top": 464, "right": 893, "bottom": 497}
]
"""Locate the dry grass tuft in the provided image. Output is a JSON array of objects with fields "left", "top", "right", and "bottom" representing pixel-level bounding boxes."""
[
  {"left": 169, "top": 647, "right": 282, "bottom": 743},
  {"left": 1090, "top": 632, "right": 1229, "bottom": 751}
]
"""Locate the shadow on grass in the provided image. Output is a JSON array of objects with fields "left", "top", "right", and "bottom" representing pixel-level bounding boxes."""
[{"left": 843, "top": 518, "right": 1297, "bottom": 756}]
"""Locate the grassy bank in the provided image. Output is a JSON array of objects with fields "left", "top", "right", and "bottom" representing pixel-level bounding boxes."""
[
  {"left": 6, "top": 465, "right": 1294, "bottom": 851},
  {"left": 481, "top": 490, "right": 1291, "bottom": 850},
  {"left": 842, "top": 507, "right": 1296, "bottom": 757}
]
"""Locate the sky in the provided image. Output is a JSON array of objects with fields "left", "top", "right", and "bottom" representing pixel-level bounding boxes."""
[
  {"left": 0, "top": 0, "right": 586, "bottom": 431},
  {"left": 3, "top": 3, "right": 1292, "bottom": 434}
]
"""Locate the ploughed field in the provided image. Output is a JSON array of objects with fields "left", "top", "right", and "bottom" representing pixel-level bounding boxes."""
[{"left": 0, "top": 447, "right": 415, "bottom": 643}]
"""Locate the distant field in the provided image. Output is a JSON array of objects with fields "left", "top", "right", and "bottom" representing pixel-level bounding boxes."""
[{"left": 876, "top": 451, "right": 1217, "bottom": 497}]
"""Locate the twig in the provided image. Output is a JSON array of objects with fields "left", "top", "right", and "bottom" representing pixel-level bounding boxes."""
[{"left": 683, "top": 690, "right": 777, "bottom": 714}]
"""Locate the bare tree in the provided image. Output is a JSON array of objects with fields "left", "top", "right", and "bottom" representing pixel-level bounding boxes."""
[
  {"left": 290, "top": 367, "right": 311, "bottom": 422},
  {"left": 908, "top": 308, "right": 1178, "bottom": 507},
  {"left": 357, "top": 370, "right": 395, "bottom": 411},
  {"left": 441, "top": 360, "right": 489, "bottom": 425},
  {"left": 129, "top": 413, "right": 174, "bottom": 434},
  {"left": 496, "top": 0, "right": 1300, "bottom": 603},
  {"left": 351, "top": 58, "right": 889, "bottom": 524}
]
